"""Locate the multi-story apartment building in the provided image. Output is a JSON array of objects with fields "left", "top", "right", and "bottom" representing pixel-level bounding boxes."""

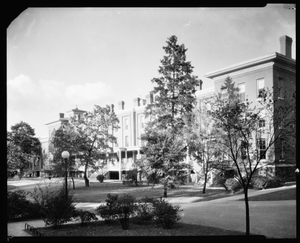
[
  {"left": 39, "top": 35, "right": 295, "bottom": 182},
  {"left": 203, "top": 35, "right": 296, "bottom": 178},
  {"left": 40, "top": 107, "right": 87, "bottom": 175}
]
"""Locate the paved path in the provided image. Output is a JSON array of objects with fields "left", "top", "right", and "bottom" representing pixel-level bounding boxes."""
[{"left": 7, "top": 184, "right": 296, "bottom": 238}]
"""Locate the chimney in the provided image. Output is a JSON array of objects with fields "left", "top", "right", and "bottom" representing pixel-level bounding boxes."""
[
  {"left": 145, "top": 93, "right": 153, "bottom": 104},
  {"left": 118, "top": 101, "right": 125, "bottom": 110},
  {"left": 59, "top": 113, "right": 64, "bottom": 119},
  {"left": 279, "top": 35, "right": 292, "bottom": 58},
  {"left": 110, "top": 104, "right": 114, "bottom": 112},
  {"left": 134, "top": 97, "right": 140, "bottom": 107}
]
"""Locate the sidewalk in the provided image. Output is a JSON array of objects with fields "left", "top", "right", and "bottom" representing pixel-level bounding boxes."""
[{"left": 7, "top": 185, "right": 296, "bottom": 238}]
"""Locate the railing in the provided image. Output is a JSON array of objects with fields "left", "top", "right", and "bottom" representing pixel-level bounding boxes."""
[{"left": 24, "top": 223, "right": 45, "bottom": 237}]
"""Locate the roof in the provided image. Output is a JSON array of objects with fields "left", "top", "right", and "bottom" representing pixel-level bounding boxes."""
[
  {"left": 45, "top": 118, "right": 68, "bottom": 126},
  {"left": 66, "top": 107, "right": 87, "bottom": 113},
  {"left": 205, "top": 52, "right": 296, "bottom": 79}
]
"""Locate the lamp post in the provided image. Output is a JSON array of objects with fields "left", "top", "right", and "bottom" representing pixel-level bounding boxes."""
[{"left": 61, "top": 151, "right": 70, "bottom": 201}]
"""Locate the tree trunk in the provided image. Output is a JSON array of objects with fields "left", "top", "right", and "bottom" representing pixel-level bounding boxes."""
[
  {"left": 202, "top": 172, "right": 207, "bottom": 194},
  {"left": 244, "top": 187, "right": 250, "bottom": 236},
  {"left": 163, "top": 184, "right": 168, "bottom": 197},
  {"left": 71, "top": 176, "right": 75, "bottom": 189},
  {"left": 84, "top": 161, "right": 89, "bottom": 187}
]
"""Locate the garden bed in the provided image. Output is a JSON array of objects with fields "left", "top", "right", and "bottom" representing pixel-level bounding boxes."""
[{"left": 36, "top": 219, "right": 246, "bottom": 237}]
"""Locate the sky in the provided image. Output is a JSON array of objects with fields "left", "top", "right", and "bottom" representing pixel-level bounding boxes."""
[{"left": 7, "top": 5, "right": 296, "bottom": 139}]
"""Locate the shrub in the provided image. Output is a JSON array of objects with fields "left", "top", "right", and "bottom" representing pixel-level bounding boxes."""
[
  {"left": 72, "top": 210, "right": 98, "bottom": 226},
  {"left": 96, "top": 174, "right": 105, "bottom": 183},
  {"left": 211, "top": 174, "right": 227, "bottom": 189},
  {"left": 250, "top": 176, "right": 268, "bottom": 189},
  {"left": 95, "top": 194, "right": 119, "bottom": 223},
  {"left": 7, "top": 190, "right": 43, "bottom": 221},
  {"left": 125, "top": 169, "right": 138, "bottom": 184},
  {"left": 115, "top": 194, "right": 136, "bottom": 230},
  {"left": 211, "top": 170, "right": 236, "bottom": 190},
  {"left": 133, "top": 197, "right": 156, "bottom": 224},
  {"left": 251, "top": 176, "right": 283, "bottom": 190},
  {"left": 32, "top": 184, "right": 76, "bottom": 228},
  {"left": 264, "top": 176, "right": 284, "bottom": 188},
  {"left": 224, "top": 178, "right": 242, "bottom": 193},
  {"left": 152, "top": 198, "right": 182, "bottom": 229},
  {"left": 147, "top": 173, "right": 160, "bottom": 188},
  {"left": 8, "top": 190, "right": 31, "bottom": 220}
]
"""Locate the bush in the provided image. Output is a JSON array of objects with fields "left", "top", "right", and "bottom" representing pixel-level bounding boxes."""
[
  {"left": 251, "top": 176, "right": 283, "bottom": 190},
  {"left": 133, "top": 197, "right": 156, "bottom": 224},
  {"left": 32, "top": 184, "right": 76, "bottom": 228},
  {"left": 72, "top": 210, "right": 98, "bottom": 226},
  {"left": 224, "top": 178, "right": 242, "bottom": 193},
  {"left": 115, "top": 194, "right": 136, "bottom": 230},
  {"left": 125, "top": 169, "right": 138, "bottom": 183},
  {"left": 96, "top": 193, "right": 136, "bottom": 230},
  {"left": 7, "top": 190, "right": 43, "bottom": 221},
  {"left": 95, "top": 194, "right": 119, "bottom": 223},
  {"left": 211, "top": 170, "right": 236, "bottom": 190},
  {"left": 96, "top": 174, "right": 105, "bottom": 183},
  {"left": 152, "top": 198, "right": 182, "bottom": 229}
]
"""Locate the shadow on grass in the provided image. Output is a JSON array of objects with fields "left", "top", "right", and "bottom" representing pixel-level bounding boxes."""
[
  {"left": 238, "top": 188, "right": 296, "bottom": 201},
  {"left": 70, "top": 183, "right": 233, "bottom": 203}
]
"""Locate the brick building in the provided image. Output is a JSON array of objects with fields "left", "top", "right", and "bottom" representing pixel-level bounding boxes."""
[
  {"left": 39, "top": 35, "right": 295, "bottom": 181},
  {"left": 204, "top": 35, "right": 296, "bottom": 178}
]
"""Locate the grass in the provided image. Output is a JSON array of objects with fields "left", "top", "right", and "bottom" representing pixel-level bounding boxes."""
[
  {"left": 239, "top": 187, "right": 296, "bottom": 201},
  {"left": 69, "top": 180, "right": 234, "bottom": 203},
  {"left": 36, "top": 219, "right": 246, "bottom": 237}
]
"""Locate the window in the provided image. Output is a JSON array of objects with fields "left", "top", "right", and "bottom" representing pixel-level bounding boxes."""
[
  {"left": 280, "top": 138, "right": 285, "bottom": 160},
  {"left": 257, "top": 78, "right": 265, "bottom": 98},
  {"left": 220, "top": 88, "right": 228, "bottom": 100},
  {"left": 125, "top": 118, "right": 129, "bottom": 130},
  {"left": 125, "top": 136, "right": 129, "bottom": 147},
  {"left": 259, "top": 138, "right": 266, "bottom": 160},
  {"left": 140, "top": 116, "right": 144, "bottom": 129},
  {"left": 278, "top": 77, "right": 284, "bottom": 99},
  {"left": 279, "top": 107, "right": 284, "bottom": 129},
  {"left": 259, "top": 119, "right": 265, "bottom": 128},
  {"left": 238, "top": 83, "right": 245, "bottom": 101}
]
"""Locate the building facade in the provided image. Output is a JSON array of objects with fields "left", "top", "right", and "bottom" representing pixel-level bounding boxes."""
[
  {"left": 204, "top": 35, "right": 296, "bottom": 178},
  {"left": 39, "top": 35, "right": 295, "bottom": 181}
]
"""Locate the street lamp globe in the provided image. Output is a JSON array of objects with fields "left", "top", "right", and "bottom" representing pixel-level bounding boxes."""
[{"left": 61, "top": 151, "right": 70, "bottom": 159}]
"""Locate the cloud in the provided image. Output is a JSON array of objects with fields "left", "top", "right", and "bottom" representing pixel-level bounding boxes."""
[
  {"left": 7, "top": 74, "right": 115, "bottom": 136},
  {"left": 8, "top": 75, "right": 114, "bottom": 111}
]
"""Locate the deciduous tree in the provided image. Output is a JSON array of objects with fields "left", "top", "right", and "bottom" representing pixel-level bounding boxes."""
[
  {"left": 209, "top": 77, "right": 295, "bottom": 235},
  {"left": 7, "top": 122, "right": 41, "bottom": 178},
  {"left": 68, "top": 105, "right": 119, "bottom": 187}
]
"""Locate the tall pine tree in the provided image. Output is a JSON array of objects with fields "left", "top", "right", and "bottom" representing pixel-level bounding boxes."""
[
  {"left": 141, "top": 35, "right": 201, "bottom": 197},
  {"left": 145, "top": 35, "right": 201, "bottom": 132}
]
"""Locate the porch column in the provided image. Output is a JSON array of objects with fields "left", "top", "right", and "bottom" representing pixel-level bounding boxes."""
[
  {"left": 119, "top": 150, "right": 122, "bottom": 181},
  {"left": 136, "top": 150, "right": 141, "bottom": 181},
  {"left": 125, "top": 149, "right": 128, "bottom": 170}
]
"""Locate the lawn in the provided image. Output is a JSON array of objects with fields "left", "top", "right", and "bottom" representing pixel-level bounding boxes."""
[
  {"left": 239, "top": 187, "right": 296, "bottom": 201},
  {"left": 69, "top": 180, "right": 233, "bottom": 203},
  {"left": 36, "top": 219, "right": 246, "bottom": 237}
]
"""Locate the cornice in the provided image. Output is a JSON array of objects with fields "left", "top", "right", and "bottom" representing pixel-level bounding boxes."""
[{"left": 205, "top": 52, "right": 295, "bottom": 79}]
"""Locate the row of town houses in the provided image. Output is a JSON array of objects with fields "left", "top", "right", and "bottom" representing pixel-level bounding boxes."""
[{"left": 32, "top": 35, "right": 295, "bottom": 184}]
